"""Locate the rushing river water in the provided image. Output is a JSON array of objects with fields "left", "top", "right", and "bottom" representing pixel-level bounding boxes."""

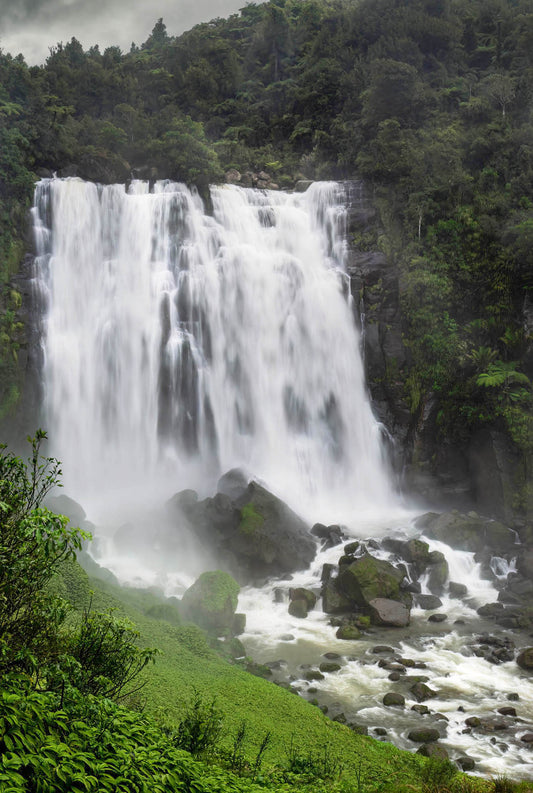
[{"left": 32, "top": 178, "right": 533, "bottom": 779}]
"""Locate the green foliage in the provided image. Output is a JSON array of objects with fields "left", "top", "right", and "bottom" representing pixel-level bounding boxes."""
[
  {"left": 0, "top": 432, "right": 85, "bottom": 671},
  {"left": 170, "top": 689, "right": 224, "bottom": 757},
  {"left": 64, "top": 602, "right": 159, "bottom": 700}
]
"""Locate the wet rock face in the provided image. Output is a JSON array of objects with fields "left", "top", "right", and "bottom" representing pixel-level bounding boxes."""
[
  {"left": 166, "top": 477, "right": 316, "bottom": 583},
  {"left": 415, "top": 510, "right": 516, "bottom": 555}
]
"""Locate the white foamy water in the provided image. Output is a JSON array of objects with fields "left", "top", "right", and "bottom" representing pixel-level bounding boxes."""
[{"left": 34, "top": 178, "right": 395, "bottom": 525}]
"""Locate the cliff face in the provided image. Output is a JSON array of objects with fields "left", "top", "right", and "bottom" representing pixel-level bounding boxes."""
[{"left": 345, "top": 181, "right": 531, "bottom": 526}]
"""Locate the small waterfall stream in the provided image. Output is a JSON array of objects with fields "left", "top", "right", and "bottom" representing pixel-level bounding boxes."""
[{"left": 32, "top": 178, "right": 533, "bottom": 779}]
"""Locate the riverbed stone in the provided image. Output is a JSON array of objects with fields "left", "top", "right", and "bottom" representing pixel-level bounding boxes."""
[
  {"left": 497, "top": 707, "right": 517, "bottom": 717},
  {"left": 449, "top": 581, "right": 468, "bottom": 598},
  {"left": 428, "top": 613, "right": 447, "bottom": 623},
  {"left": 369, "top": 597, "right": 411, "bottom": 627},
  {"left": 456, "top": 756, "right": 476, "bottom": 770},
  {"left": 319, "top": 662, "right": 342, "bottom": 673},
  {"left": 411, "top": 704, "right": 430, "bottom": 715},
  {"left": 410, "top": 682, "right": 437, "bottom": 702},
  {"left": 408, "top": 727, "right": 440, "bottom": 743},
  {"left": 415, "top": 594, "right": 442, "bottom": 610},
  {"left": 289, "top": 587, "right": 317, "bottom": 609},
  {"left": 383, "top": 692, "right": 405, "bottom": 707},
  {"left": 517, "top": 647, "right": 533, "bottom": 670},
  {"left": 288, "top": 599, "right": 309, "bottom": 618},
  {"left": 335, "top": 624, "right": 361, "bottom": 640}
]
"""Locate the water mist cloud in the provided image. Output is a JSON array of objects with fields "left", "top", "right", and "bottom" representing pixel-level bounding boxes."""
[{"left": 0, "top": 0, "right": 262, "bottom": 65}]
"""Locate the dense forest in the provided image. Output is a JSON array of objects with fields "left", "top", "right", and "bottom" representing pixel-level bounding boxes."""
[{"left": 1, "top": 0, "right": 533, "bottom": 512}]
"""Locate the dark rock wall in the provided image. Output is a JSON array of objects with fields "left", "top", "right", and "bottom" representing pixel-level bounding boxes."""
[{"left": 344, "top": 181, "right": 528, "bottom": 523}]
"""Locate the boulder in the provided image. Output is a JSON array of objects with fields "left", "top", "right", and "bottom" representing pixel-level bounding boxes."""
[
  {"left": 170, "top": 481, "right": 316, "bottom": 581},
  {"left": 408, "top": 728, "right": 440, "bottom": 743},
  {"left": 288, "top": 599, "right": 309, "bottom": 618},
  {"left": 217, "top": 468, "right": 249, "bottom": 500},
  {"left": 402, "top": 539, "right": 431, "bottom": 576},
  {"left": 319, "top": 662, "right": 342, "bottom": 673},
  {"left": 368, "top": 598, "right": 410, "bottom": 627},
  {"left": 383, "top": 692, "right": 405, "bottom": 707},
  {"left": 311, "top": 523, "right": 343, "bottom": 547},
  {"left": 423, "top": 511, "right": 515, "bottom": 555},
  {"left": 456, "top": 756, "right": 476, "bottom": 771},
  {"left": 335, "top": 625, "right": 361, "bottom": 640},
  {"left": 181, "top": 570, "right": 240, "bottom": 636},
  {"left": 517, "top": 547, "right": 533, "bottom": 580},
  {"left": 415, "top": 594, "right": 443, "bottom": 610},
  {"left": 426, "top": 551, "right": 449, "bottom": 595},
  {"left": 289, "top": 587, "right": 317, "bottom": 610},
  {"left": 449, "top": 581, "right": 468, "bottom": 598},
  {"left": 230, "top": 482, "right": 316, "bottom": 577},
  {"left": 46, "top": 494, "right": 86, "bottom": 525},
  {"left": 517, "top": 647, "right": 533, "bottom": 670},
  {"left": 410, "top": 682, "right": 437, "bottom": 702},
  {"left": 322, "top": 580, "right": 353, "bottom": 614},
  {"left": 337, "top": 555, "right": 408, "bottom": 608}
]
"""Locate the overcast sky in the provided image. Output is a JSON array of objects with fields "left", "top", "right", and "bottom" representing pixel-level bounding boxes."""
[{"left": 0, "top": 0, "right": 258, "bottom": 65}]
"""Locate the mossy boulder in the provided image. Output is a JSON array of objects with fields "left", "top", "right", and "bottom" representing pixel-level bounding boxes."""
[
  {"left": 230, "top": 482, "right": 316, "bottom": 578},
  {"left": 335, "top": 624, "right": 361, "bottom": 640},
  {"left": 408, "top": 728, "right": 440, "bottom": 743},
  {"left": 171, "top": 481, "right": 316, "bottom": 581},
  {"left": 181, "top": 570, "right": 240, "bottom": 637},
  {"left": 337, "top": 555, "right": 408, "bottom": 610},
  {"left": 421, "top": 511, "right": 515, "bottom": 555}
]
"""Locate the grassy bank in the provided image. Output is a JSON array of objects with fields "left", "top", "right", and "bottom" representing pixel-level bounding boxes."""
[{"left": 81, "top": 566, "right": 497, "bottom": 793}]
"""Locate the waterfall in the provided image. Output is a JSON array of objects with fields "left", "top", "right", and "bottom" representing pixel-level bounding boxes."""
[{"left": 33, "top": 178, "right": 395, "bottom": 523}]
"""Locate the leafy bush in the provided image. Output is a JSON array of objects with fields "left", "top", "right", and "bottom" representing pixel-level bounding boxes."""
[
  {"left": 64, "top": 602, "right": 159, "bottom": 700},
  {"left": 0, "top": 432, "right": 85, "bottom": 671},
  {"left": 170, "top": 689, "right": 224, "bottom": 757}
]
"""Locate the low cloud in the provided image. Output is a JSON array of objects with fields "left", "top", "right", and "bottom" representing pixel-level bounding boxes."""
[{"left": 0, "top": 0, "right": 255, "bottom": 65}]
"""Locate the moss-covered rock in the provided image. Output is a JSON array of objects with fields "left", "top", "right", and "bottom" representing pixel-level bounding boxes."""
[
  {"left": 337, "top": 554, "right": 408, "bottom": 609},
  {"left": 421, "top": 511, "right": 515, "bottom": 555},
  {"left": 181, "top": 570, "right": 240, "bottom": 637}
]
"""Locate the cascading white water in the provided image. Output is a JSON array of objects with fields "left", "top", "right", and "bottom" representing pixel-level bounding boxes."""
[{"left": 33, "top": 177, "right": 394, "bottom": 523}]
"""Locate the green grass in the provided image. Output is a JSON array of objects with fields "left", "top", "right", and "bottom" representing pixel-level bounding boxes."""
[{"left": 80, "top": 570, "right": 493, "bottom": 793}]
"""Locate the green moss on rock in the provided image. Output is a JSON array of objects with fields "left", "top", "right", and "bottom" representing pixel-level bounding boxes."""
[
  {"left": 181, "top": 570, "right": 240, "bottom": 636},
  {"left": 238, "top": 503, "right": 265, "bottom": 535}
]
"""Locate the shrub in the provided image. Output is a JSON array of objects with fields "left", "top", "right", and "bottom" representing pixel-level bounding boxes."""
[{"left": 0, "top": 432, "right": 85, "bottom": 671}]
